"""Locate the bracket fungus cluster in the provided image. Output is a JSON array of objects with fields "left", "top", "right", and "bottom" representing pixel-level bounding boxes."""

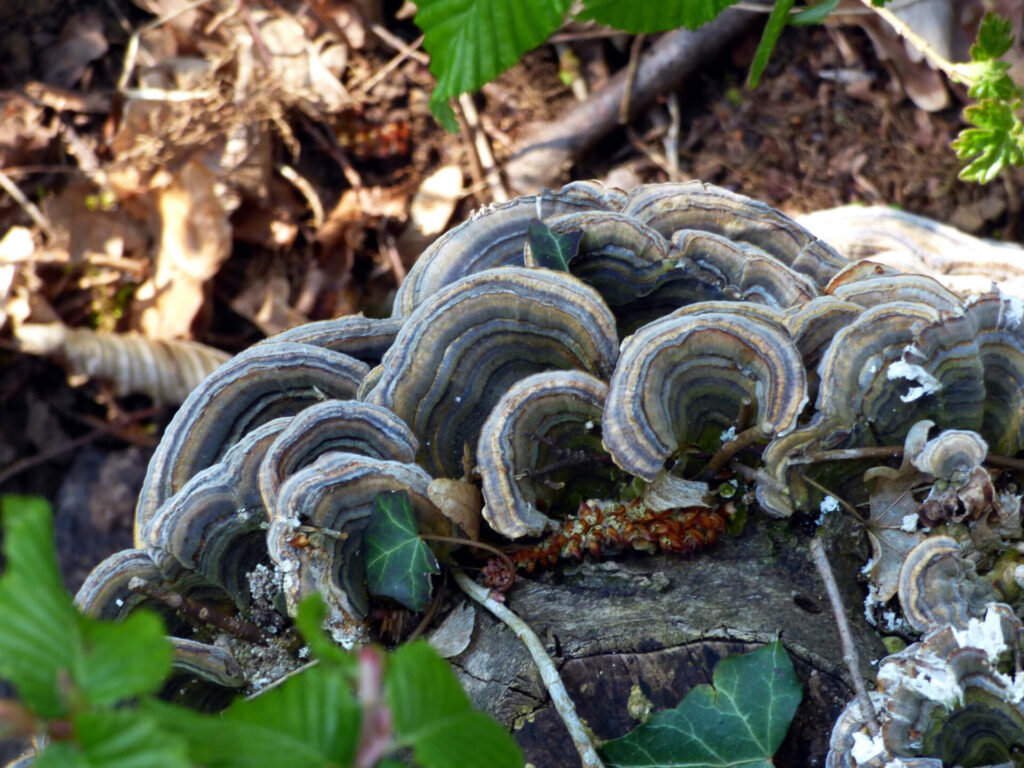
[{"left": 73, "top": 180, "right": 1024, "bottom": 755}]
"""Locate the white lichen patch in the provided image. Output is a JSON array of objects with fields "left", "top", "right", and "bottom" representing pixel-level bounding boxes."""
[
  {"left": 899, "top": 514, "right": 919, "bottom": 532},
  {"left": 886, "top": 360, "right": 942, "bottom": 403},
  {"left": 850, "top": 730, "right": 886, "bottom": 764},
  {"left": 815, "top": 495, "right": 840, "bottom": 526},
  {"left": 952, "top": 604, "right": 1008, "bottom": 663},
  {"left": 878, "top": 652, "right": 962, "bottom": 709},
  {"left": 719, "top": 425, "right": 737, "bottom": 444}
]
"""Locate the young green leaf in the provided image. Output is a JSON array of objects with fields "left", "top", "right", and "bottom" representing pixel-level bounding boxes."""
[
  {"left": 73, "top": 612, "right": 173, "bottom": 708},
  {"left": 527, "top": 219, "right": 581, "bottom": 272},
  {"left": 952, "top": 100, "right": 1024, "bottom": 183},
  {"left": 0, "top": 496, "right": 84, "bottom": 718},
  {"left": 294, "top": 593, "right": 357, "bottom": 672},
  {"left": 747, "top": 0, "right": 796, "bottom": 89},
  {"left": 788, "top": 0, "right": 838, "bottom": 26},
  {"left": 601, "top": 642, "right": 802, "bottom": 768},
  {"left": 0, "top": 496, "right": 173, "bottom": 719},
  {"left": 144, "top": 664, "right": 362, "bottom": 768},
  {"left": 972, "top": 12, "right": 1014, "bottom": 61},
  {"left": 387, "top": 641, "right": 523, "bottom": 768},
  {"left": 364, "top": 491, "right": 440, "bottom": 612},
  {"left": 416, "top": 0, "right": 572, "bottom": 130},
  {"left": 578, "top": 0, "right": 741, "bottom": 33},
  {"left": 33, "top": 710, "right": 191, "bottom": 768}
]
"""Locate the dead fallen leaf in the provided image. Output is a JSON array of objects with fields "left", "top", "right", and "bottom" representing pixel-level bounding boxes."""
[
  {"left": 41, "top": 11, "right": 108, "bottom": 89},
  {"left": 397, "top": 164, "right": 463, "bottom": 261},
  {"left": 427, "top": 602, "right": 475, "bottom": 658},
  {"left": 133, "top": 159, "right": 232, "bottom": 339},
  {"left": 229, "top": 274, "right": 307, "bottom": 336},
  {"left": 428, "top": 478, "right": 482, "bottom": 542}
]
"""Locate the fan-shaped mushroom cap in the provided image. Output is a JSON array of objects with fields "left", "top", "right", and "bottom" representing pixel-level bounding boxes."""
[
  {"left": 911, "top": 429, "right": 988, "bottom": 483},
  {"left": 965, "top": 291, "right": 1024, "bottom": 454},
  {"left": 393, "top": 182, "right": 622, "bottom": 316},
  {"left": 260, "top": 315, "right": 402, "bottom": 365},
  {"left": 897, "top": 535, "right": 997, "bottom": 633},
  {"left": 477, "top": 370, "right": 611, "bottom": 538},
  {"left": 621, "top": 180, "right": 847, "bottom": 285},
  {"left": 670, "top": 230, "right": 820, "bottom": 309},
  {"left": 829, "top": 273, "right": 963, "bottom": 312},
  {"left": 365, "top": 267, "right": 618, "bottom": 478},
  {"left": 257, "top": 400, "right": 418, "bottom": 511},
  {"left": 267, "top": 453, "right": 447, "bottom": 647},
  {"left": 136, "top": 342, "right": 369, "bottom": 534},
  {"left": 603, "top": 305, "right": 807, "bottom": 480}
]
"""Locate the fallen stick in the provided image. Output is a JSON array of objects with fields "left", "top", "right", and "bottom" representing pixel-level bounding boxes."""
[{"left": 505, "top": 9, "right": 757, "bottom": 193}]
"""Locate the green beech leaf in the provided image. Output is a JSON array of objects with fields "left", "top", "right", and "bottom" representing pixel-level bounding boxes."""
[
  {"left": 789, "top": 0, "right": 838, "bottom": 26},
  {"left": 578, "top": 0, "right": 741, "bottom": 33},
  {"left": 601, "top": 642, "right": 802, "bottom": 768},
  {"left": 365, "top": 491, "right": 439, "bottom": 612},
  {"left": 74, "top": 612, "right": 172, "bottom": 707},
  {"left": 144, "top": 664, "right": 361, "bottom": 767},
  {"left": 0, "top": 496, "right": 172, "bottom": 719},
  {"left": 294, "top": 593, "right": 357, "bottom": 672},
  {"left": 527, "top": 219, "right": 581, "bottom": 272},
  {"left": 387, "top": 641, "right": 522, "bottom": 768},
  {"left": 34, "top": 710, "right": 191, "bottom": 768},
  {"left": 0, "top": 496, "right": 82, "bottom": 717},
  {"left": 416, "top": 0, "right": 572, "bottom": 130},
  {"left": 747, "top": 0, "right": 796, "bottom": 89}
]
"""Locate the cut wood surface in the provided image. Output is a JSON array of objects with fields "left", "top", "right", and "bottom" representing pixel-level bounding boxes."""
[{"left": 451, "top": 516, "right": 883, "bottom": 767}]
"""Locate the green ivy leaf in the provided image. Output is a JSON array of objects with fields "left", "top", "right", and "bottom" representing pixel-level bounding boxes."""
[
  {"left": 364, "top": 491, "right": 439, "bottom": 612},
  {"left": 34, "top": 710, "right": 190, "bottom": 768},
  {"left": 578, "top": 0, "right": 741, "bottom": 33},
  {"left": 952, "top": 99, "right": 1024, "bottom": 183},
  {"left": 294, "top": 593, "right": 357, "bottom": 673},
  {"left": 601, "top": 642, "right": 802, "bottom": 768},
  {"left": 788, "top": 0, "right": 838, "bottom": 26},
  {"left": 416, "top": 0, "right": 572, "bottom": 130},
  {"left": 527, "top": 219, "right": 581, "bottom": 272},
  {"left": 144, "top": 664, "right": 361, "bottom": 767},
  {"left": 387, "top": 641, "right": 523, "bottom": 768},
  {"left": 747, "top": 0, "right": 796, "bottom": 89}
]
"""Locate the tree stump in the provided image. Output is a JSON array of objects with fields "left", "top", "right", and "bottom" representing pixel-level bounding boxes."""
[{"left": 451, "top": 515, "right": 884, "bottom": 767}]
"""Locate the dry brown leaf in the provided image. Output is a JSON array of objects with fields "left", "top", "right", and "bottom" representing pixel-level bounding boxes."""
[
  {"left": 133, "top": 159, "right": 232, "bottom": 339},
  {"left": 427, "top": 602, "right": 476, "bottom": 659},
  {"left": 428, "top": 478, "right": 482, "bottom": 542},
  {"left": 317, "top": 185, "right": 410, "bottom": 252},
  {"left": 397, "top": 165, "right": 463, "bottom": 261},
  {"left": 15, "top": 322, "right": 229, "bottom": 404},
  {"left": 42, "top": 182, "right": 149, "bottom": 265},
  {"left": 229, "top": 274, "right": 307, "bottom": 336},
  {"left": 41, "top": 11, "right": 108, "bottom": 89},
  {"left": 0, "top": 94, "right": 57, "bottom": 168},
  {"left": 862, "top": 421, "right": 932, "bottom": 604}
]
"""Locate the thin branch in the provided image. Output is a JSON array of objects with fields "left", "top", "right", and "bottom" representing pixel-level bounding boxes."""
[
  {"left": 453, "top": 570, "right": 605, "bottom": 768},
  {"left": 809, "top": 537, "right": 880, "bottom": 738},
  {"left": 278, "top": 164, "right": 325, "bottom": 230},
  {"left": 0, "top": 170, "right": 53, "bottom": 241},
  {"left": 129, "top": 578, "right": 275, "bottom": 646},
  {"left": 618, "top": 34, "right": 645, "bottom": 125},
  {"left": 0, "top": 405, "right": 163, "bottom": 487},
  {"left": 458, "top": 94, "right": 508, "bottom": 203}
]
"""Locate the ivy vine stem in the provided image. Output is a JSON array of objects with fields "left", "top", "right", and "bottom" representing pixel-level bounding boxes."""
[{"left": 452, "top": 569, "right": 606, "bottom": 768}]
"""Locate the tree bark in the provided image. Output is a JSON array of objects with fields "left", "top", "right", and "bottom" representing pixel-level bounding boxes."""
[{"left": 451, "top": 515, "right": 884, "bottom": 767}]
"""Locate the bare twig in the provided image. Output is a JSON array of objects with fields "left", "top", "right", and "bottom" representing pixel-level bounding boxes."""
[
  {"left": 129, "top": 577, "right": 275, "bottom": 646},
  {"left": 369, "top": 22, "right": 430, "bottom": 65},
  {"left": 0, "top": 170, "right": 53, "bottom": 241},
  {"left": 458, "top": 94, "right": 508, "bottom": 203},
  {"left": 505, "top": 9, "right": 756, "bottom": 193},
  {"left": 0, "top": 406, "right": 163, "bottom": 487},
  {"left": 809, "top": 537, "right": 880, "bottom": 738},
  {"left": 355, "top": 34, "right": 425, "bottom": 95},
  {"left": 278, "top": 164, "right": 325, "bottom": 230},
  {"left": 618, "top": 34, "right": 645, "bottom": 125},
  {"left": 453, "top": 569, "right": 605, "bottom": 768}
]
